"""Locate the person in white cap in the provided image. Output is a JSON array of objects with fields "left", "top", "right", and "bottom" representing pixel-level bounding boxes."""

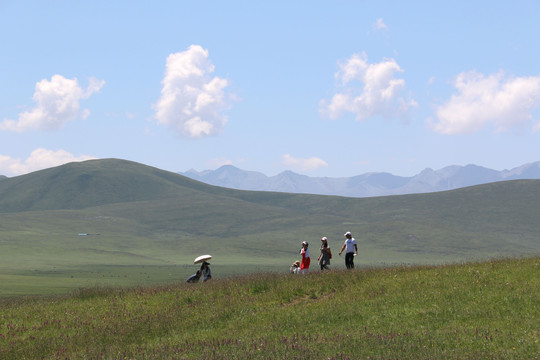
[
  {"left": 339, "top": 231, "right": 357, "bottom": 269},
  {"left": 299, "top": 241, "right": 310, "bottom": 274},
  {"left": 317, "top": 236, "right": 332, "bottom": 270}
]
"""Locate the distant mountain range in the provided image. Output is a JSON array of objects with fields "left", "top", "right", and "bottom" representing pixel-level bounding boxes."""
[{"left": 181, "top": 161, "right": 540, "bottom": 197}]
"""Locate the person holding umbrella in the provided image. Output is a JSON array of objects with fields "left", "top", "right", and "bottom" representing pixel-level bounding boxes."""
[
  {"left": 200, "top": 261, "right": 212, "bottom": 281},
  {"left": 193, "top": 255, "right": 212, "bottom": 282},
  {"left": 338, "top": 232, "right": 357, "bottom": 269}
]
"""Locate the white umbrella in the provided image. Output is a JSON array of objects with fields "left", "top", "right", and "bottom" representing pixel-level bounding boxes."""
[{"left": 194, "top": 254, "right": 212, "bottom": 264}]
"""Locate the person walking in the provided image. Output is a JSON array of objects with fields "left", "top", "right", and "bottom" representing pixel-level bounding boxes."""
[
  {"left": 317, "top": 236, "right": 332, "bottom": 270},
  {"left": 338, "top": 231, "right": 357, "bottom": 269},
  {"left": 300, "top": 241, "right": 310, "bottom": 274}
]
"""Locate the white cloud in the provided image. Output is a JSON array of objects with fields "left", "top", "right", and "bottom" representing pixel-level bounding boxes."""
[
  {"left": 320, "top": 52, "right": 416, "bottom": 122},
  {"left": 0, "top": 75, "right": 105, "bottom": 132},
  {"left": 373, "top": 18, "right": 388, "bottom": 31},
  {"left": 431, "top": 70, "right": 540, "bottom": 134},
  {"left": 154, "top": 45, "right": 233, "bottom": 138},
  {"left": 0, "top": 148, "right": 96, "bottom": 177},
  {"left": 282, "top": 154, "right": 328, "bottom": 172}
]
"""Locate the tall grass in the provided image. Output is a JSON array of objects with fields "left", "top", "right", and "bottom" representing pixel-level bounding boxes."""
[{"left": 1, "top": 257, "right": 538, "bottom": 359}]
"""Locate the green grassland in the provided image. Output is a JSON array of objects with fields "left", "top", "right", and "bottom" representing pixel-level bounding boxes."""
[
  {"left": 1, "top": 159, "right": 539, "bottom": 296},
  {"left": 0, "top": 257, "right": 538, "bottom": 359}
]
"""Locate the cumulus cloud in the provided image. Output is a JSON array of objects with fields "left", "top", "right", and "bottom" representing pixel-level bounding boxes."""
[
  {"left": 430, "top": 70, "right": 540, "bottom": 134},
  {"left": 0, "top": 148, "right": 96, "bottom": 177},
  {"left": 154, "top": 45, "right": 233, "bottom": 138},
  {"left": 320, "top": 52, "right": 416, "bottom": 122},
  {"left": 0, "top": 75, "right": 105, "bottom": 132},
  {"left": 373, "top": 18, "right": 388, "bottom": 31},
  {"left": 282, "top": 154, "right": 328, "bottom": 172}
]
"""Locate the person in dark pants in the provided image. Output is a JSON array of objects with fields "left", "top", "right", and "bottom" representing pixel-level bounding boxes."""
[
  {"left": 338, "top": 231, "right": 357, "bottom": 269},
  {"left": 186, "top": 270, "right": 201, "bottom": 283},
  {"left": 318, "top": 236, "right": 332, "bottom": 270}
]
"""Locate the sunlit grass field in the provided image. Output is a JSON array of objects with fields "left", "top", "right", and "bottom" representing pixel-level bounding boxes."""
[{"left": 1, "top": 257, "right": 538, "bottom": 359}]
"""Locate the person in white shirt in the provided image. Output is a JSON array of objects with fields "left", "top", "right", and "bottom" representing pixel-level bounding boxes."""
[
  {"left": 299, "top": 241, "right": 310, "bottom": 274},
  {"left": 338, "top": 231, "right": 357, "bottom": 269}
]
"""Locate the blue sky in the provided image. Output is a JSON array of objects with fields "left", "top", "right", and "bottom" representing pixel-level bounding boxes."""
[{"left": 2, "top": 1, "right": 540, "bottom": 178}]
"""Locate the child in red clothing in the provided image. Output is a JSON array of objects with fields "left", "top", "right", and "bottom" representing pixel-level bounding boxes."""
[{"left": 300, "top": 241, "right": 310, "bottom": 273}]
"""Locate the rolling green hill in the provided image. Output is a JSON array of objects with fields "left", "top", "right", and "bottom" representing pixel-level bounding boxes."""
[
  {"left": 1, "top": 159, "right": 539, "bottom": 296},
  {"left": 0, "top": 159, "right": 224, "bottom": 212}
]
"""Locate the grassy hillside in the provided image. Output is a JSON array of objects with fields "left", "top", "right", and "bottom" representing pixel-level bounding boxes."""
[
  {"left": 1, "top": 159, "right": 539, "bottom": 296},
  {"left": 0, "top": 159, "right": 221, "bottom": 212},
  {"left": 0, "top": 257, "right": 538, "bottom": 359}
]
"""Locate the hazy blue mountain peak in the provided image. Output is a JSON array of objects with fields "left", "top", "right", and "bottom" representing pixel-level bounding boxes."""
[{"left": 181, "top": 161, "right": 540, "bottom": 197}]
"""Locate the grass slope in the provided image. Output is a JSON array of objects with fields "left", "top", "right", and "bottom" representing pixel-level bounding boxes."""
[
  {"left": 1, "top": 159, "right": 539, "bottom": 296},
  {"left": 0, "top": 257, "right": 538, "bottom": 359},
  {"left": 0, "top": 159, "right": 220, "bottom": 212}
]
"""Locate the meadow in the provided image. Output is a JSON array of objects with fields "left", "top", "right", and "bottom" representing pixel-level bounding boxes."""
[
  {"left": 1, "top": 159, "right": 540, "bottom": 296},
  {"left": 0, "top": 257, "right": 538, "bottom": 359}
]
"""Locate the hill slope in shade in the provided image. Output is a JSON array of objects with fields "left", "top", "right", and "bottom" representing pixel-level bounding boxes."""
[{"left": 182, "top": 161, "right": 540, "bottom": 197}]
